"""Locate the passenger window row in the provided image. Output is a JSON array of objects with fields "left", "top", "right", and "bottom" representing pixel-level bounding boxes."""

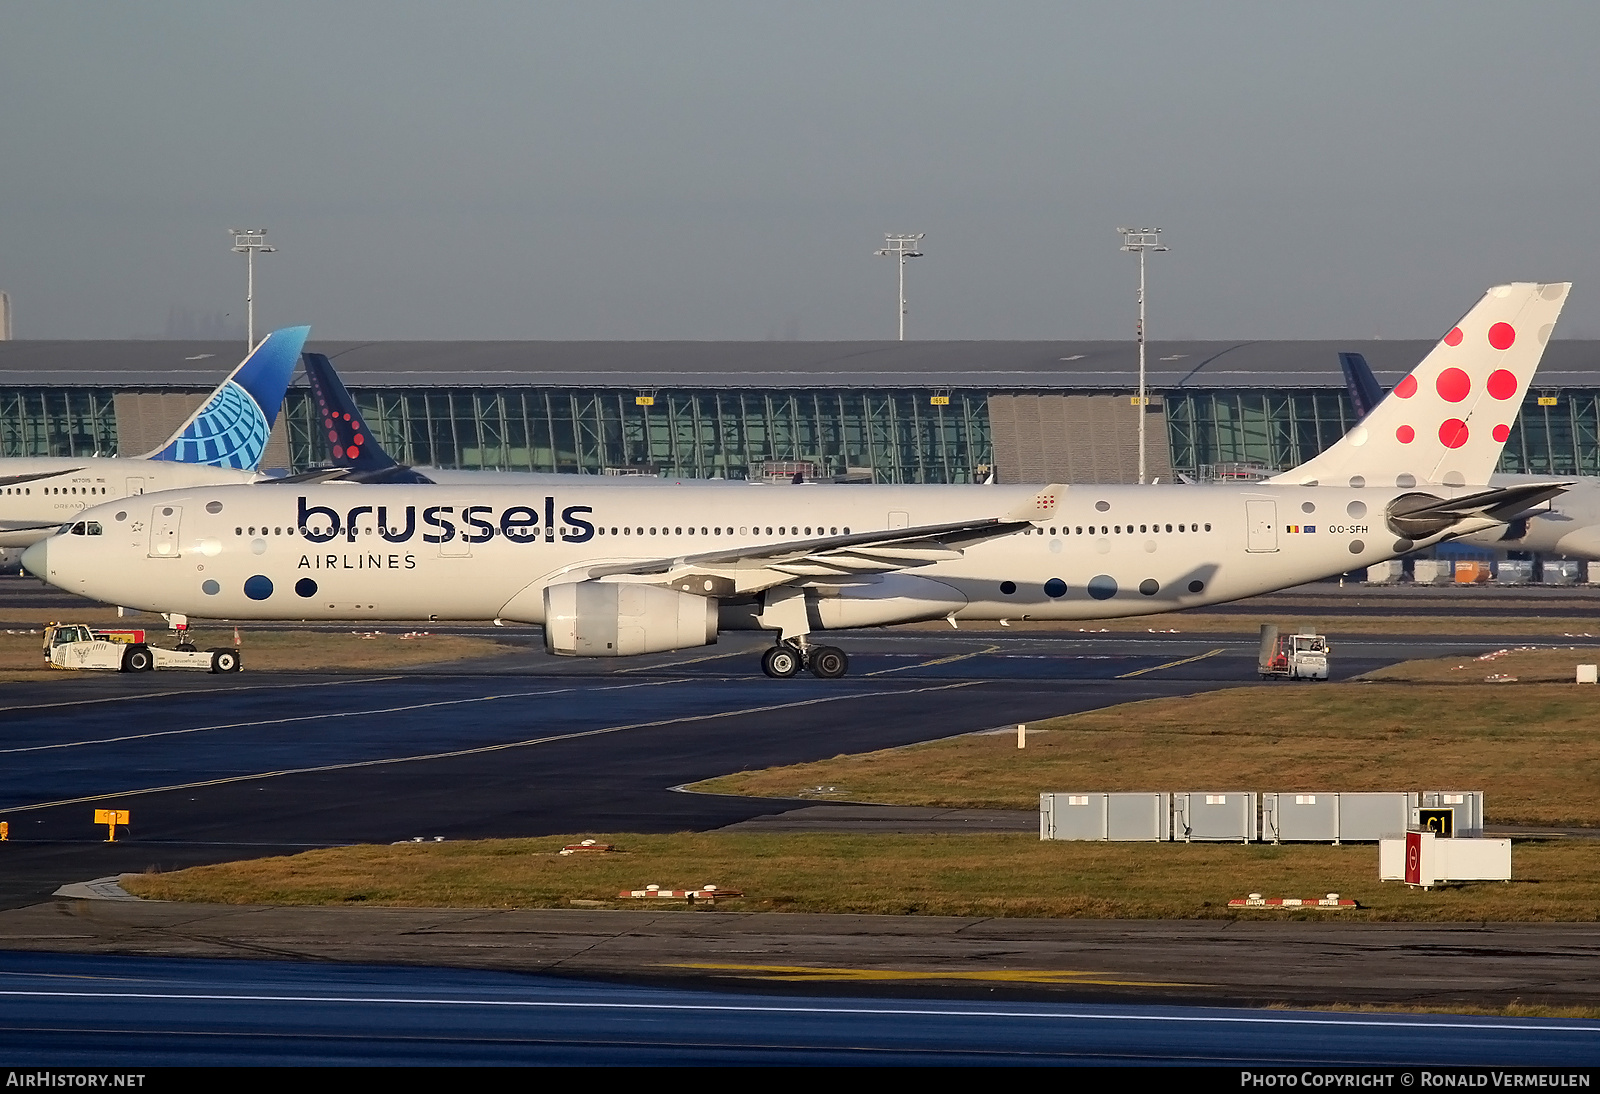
[{"left": 1027, "top": 522, "right": 1212, "bottom": 535}]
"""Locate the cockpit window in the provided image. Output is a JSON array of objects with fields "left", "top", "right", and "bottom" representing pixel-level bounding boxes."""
[{"left": 67, "top": 521, "right": 102, "bottom": 535}]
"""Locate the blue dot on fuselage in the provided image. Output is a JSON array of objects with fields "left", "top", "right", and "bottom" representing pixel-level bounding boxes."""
[
  {"left": 1088, "top": 575, "right": 1118, "bottom": 600},
  {"left": 201, "top": 579, "right": 220, "bottom": 595},
  {"left": 296, "top": 578, "right": 318, "bottom": 598},
  {"left": 244, "top": 575, "right": 273, "bottom": 601},
  {"left": 1043, "top": 578, "right": 1067, "bottom": 598}
]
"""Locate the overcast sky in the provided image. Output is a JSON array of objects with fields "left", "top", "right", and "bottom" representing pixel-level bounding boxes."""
[{"left": 3, "top": 2, "right": 1598, "bottom": 341}]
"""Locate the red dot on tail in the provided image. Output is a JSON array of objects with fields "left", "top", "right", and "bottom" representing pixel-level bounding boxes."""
[
  {"left": 1394, "top": 375, "right": 1418, "bottom": 399},
  {"left": 1396, "top": 425, "right": 1415, "bottom": 444},
  {"left": 333, "top": 445, "right": 344, "bottom": 459},
  {"left": 1436, "top": 368, "right": 1471, "bottom": 402},
  {"left": 348, "top": 444, "right": 361, "bottom": 458},
  {"left": 1444, "top": 327, "right": 1464, "bottom": 347},
  {"left": 327, "top": 430, "right": 339, "bottom": 442},
  {"left": 1488, "top": 322, "right": 1516, "bottom": 350},
  {"left": 1487, "top": 369, "right": 1518, "bottom": 400},
  {"left": 353, "top": 434, "right": 363, "bottom": 445},
  {"left": 1493, "top": 424, "right": 1510, "bottom": 442},
  {"left": 1439, "top": 419, "right": 1469, "bottom": 448}
]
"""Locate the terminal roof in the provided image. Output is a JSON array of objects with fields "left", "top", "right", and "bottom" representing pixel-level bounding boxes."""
[{"left": 1, "top": 339, "right": 1596, "bottom": 390}]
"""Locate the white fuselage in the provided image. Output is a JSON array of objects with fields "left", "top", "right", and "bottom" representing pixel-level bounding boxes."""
[
  {"left": 0, "top": 457, "right": 262, "bottom": 547},
  {"left": 32, "top": 480, "right": 1485, "bottom": 625}
]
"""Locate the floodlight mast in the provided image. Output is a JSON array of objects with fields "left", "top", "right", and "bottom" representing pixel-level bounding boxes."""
[
  {"left": 874, "top": 233, "right": 925, "bottom": 340},
  {"left": 1118, "top": 227, "right": 1168, "bottom": 485},
  {"left": 230, "top": 228, "right": 276, "bottom": 350}
]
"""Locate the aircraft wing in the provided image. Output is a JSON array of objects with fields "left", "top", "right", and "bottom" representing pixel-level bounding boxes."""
[
  {"left": 261, "top": 464, "right": 435, "bottom": 485},
  {"left": 0, "top": 468, "right": 82, "bottom": 489},
  {"left": 570, "top": 484, "right": 1062, "bottom": 596}
]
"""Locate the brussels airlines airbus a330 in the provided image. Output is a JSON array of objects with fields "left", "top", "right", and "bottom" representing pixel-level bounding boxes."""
[{"left": 24, "top": 284, "right": 1570, "bottom": 679}]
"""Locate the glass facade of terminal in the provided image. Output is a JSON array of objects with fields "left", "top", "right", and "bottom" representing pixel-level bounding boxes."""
[
  {"left": 4, "top": 383, "right": 1599, "bottom": 482},
  {"left": 281, "top": 388, "right": 994, "bottom": 483},
  {"left": 0, "top": 388, "right": 118, "bottom": 458},
  {"left": 1164, "top": 388, "right": 1600, "bottom": 479}
]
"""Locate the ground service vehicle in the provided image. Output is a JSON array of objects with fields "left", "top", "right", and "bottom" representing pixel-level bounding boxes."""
[
  {"left": 1258, "top": 624, "right": 1330, "bottom": 680},
  {"left": 43, "top": 622, "right": 242, "bottom": 673}
]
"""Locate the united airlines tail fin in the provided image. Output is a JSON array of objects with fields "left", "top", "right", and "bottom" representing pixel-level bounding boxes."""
[
  {"left": 1338, "top": 352, "right": 1386, "bottom": 421},
  {"left": 145, "top": 326, "right": 310, "bottom": 469},
  {"left": 1269, "top": 283, "right": 1569, "bottom": 488}
]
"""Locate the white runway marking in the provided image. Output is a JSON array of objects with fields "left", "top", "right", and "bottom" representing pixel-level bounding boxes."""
[
  {"left": 0, "top": 678, "right": 685, "bottom": 757},
  {"left": 0, "top": 681, "right": 981, "bottom": 813},
  {"left": 0, "top": 986, "right": 1594, "bottom": 1033},
  {"left": 616, "top": 648, "right": 754, "bottom": 673}
]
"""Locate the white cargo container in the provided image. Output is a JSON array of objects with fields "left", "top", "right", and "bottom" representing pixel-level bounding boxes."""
[{"left": 1380, "top": 830, "right": 1511, "bottom": 887}]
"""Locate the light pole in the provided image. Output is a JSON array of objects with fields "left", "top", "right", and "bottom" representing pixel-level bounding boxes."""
[
  {"left": 874, "top": 233, "right": 925, "bottom": 340},
  {"left": 1118, "top": 227, "right": 1168, "bottom": 484},
  {"left": 230, "top": 228, "right": 276, "bottom": 350}
]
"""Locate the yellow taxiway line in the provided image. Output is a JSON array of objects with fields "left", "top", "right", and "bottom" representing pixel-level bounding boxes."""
[
  {"left": 664, "top": 962, "right": 1201, "bottom": 988},
  {"left": 1115, "top": 648, "right": 1226, "bottom": 679}
]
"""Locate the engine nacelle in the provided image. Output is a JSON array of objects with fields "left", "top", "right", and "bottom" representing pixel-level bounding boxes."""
[{"left": 543, "top": 581, "right": 718, "bottom": 657}]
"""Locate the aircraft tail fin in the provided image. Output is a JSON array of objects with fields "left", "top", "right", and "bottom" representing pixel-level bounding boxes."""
[
  {"left": 145, "top": 326, "right": 310, "bottom": 469},
  {"left": 301, "top": 352, "right": 400, "bottom": 473},
  {"left": 1338, "top": 352, "right": 1386, "bottom": 421},
  {"left": 1269, "top": 284, "right": 1569, "bottom": 488}
]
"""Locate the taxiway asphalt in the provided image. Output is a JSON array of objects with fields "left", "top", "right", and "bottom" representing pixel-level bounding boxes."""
[
  {"left": 2, "top": 950, "right": 1597, "bottom": 1066},
  {"left": 0, "top": 626, "right": 1545, "bottom": 909},
  {"left": 3, "top": 609, "right": 1599, "bottom": 1061}
]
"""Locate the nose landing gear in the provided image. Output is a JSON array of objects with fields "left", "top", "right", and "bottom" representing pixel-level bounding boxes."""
[{"left": 761, "top": 640, "right": 850, "bottom": 679}]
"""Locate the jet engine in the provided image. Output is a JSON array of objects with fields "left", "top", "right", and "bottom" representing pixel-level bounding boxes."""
[{"left": 543, "top": 581, "right": 717, "bottom": 657}]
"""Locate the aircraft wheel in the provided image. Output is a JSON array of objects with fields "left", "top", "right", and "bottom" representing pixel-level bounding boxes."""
[
  {"left": 176, "top": 643, "right": 197, "bottom": 653},
  {"left": 809, "top": 645, "right": 849, "bottom": 679},
  {"left": 762, "top": 645, "right": 802, "bottom": 679}
]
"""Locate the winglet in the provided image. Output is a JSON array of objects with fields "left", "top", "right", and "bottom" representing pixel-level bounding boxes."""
[
  {"left": 1005, "top": 484, "right": 1063, "bottom": 523},
  {"left": 145, "top": 325, "right": 310, "bottom": 469},
  {"left": 1339, "top": 352, "right": 1385, "bottom": 421}
]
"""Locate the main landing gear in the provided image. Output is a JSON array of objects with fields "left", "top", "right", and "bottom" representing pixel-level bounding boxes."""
[{"left": 761, "top": 640, "right": 849, "bottom": 679}]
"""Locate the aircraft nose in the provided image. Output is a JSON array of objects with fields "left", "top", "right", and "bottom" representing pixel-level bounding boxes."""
[{"left": 20, "top": 538, "right": 47, "bottom": 578}]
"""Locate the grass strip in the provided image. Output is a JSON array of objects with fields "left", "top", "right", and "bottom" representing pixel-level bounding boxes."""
[
  {"left": 120, "top": 832, "right": 1600, "bottom": 922},
  {"left": 695, "top": 651, "right": 1600, "bottom": 827}
]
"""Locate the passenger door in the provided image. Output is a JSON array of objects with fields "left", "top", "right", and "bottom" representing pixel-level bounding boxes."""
[
  {"left": 148, "top": 504, "right": 182, "bottom": 558},
  {"left": 1246, "top": 500, "right": 1278, "bottom": 553}
]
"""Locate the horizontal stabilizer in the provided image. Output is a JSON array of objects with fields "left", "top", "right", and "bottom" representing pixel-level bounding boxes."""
[{"left": 1386, "top": 481, "right": 1571, "bottom": 539}]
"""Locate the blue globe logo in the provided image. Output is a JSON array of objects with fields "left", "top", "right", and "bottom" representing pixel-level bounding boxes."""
[{"left": 167, "top": 382, "right": 269, "bottom": 469}]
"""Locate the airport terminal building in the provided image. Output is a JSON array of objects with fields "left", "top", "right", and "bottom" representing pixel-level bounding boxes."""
[{"left": 2, "top": 339, "right": 1598, "bottom": 483}]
